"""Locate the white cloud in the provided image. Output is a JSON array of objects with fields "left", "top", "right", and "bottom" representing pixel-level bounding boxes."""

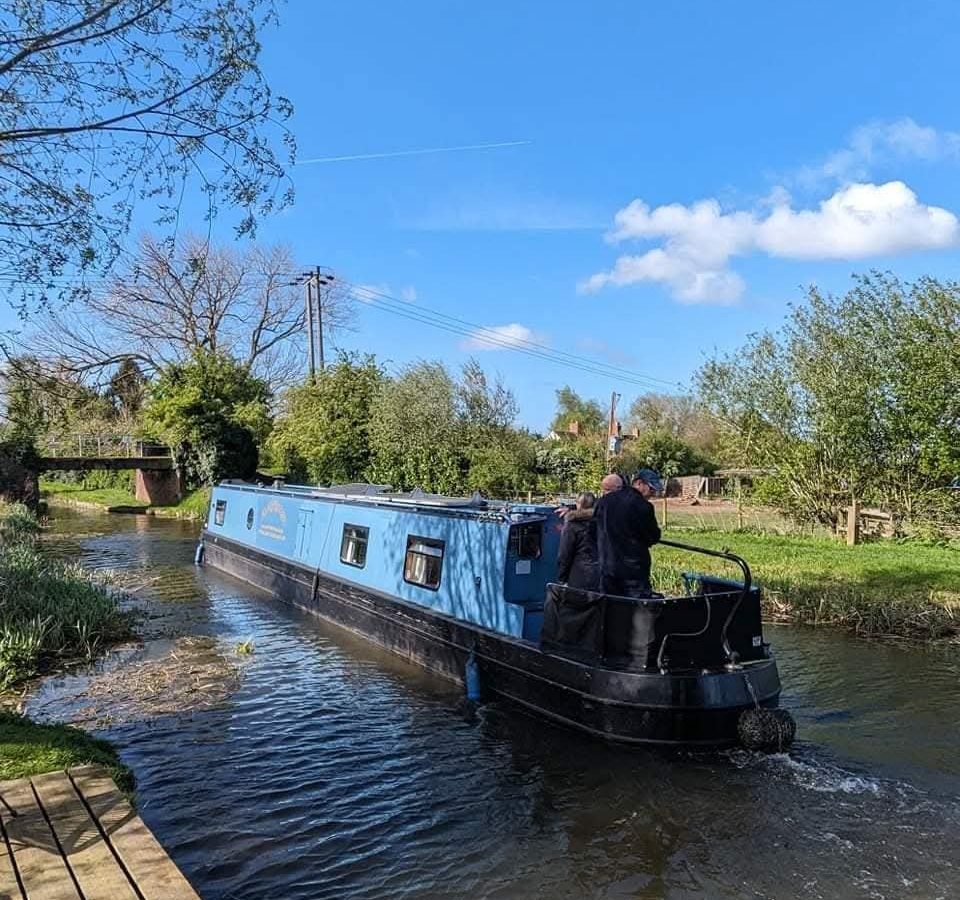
[
  {"left": 460, "top": 323, "right": 544, "bottom": 351},
  {"left": 793, "top": 118, "right": 960, "bottom": 186},
  {"left": 582, "top": 181, "right": 960, "bottom": 304},
  {"left": 353, "top": 283, "right": 417, "bottom": 303}
]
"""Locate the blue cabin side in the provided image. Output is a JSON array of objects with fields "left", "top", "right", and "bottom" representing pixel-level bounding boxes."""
[{"left": 205, "top": 484, "right": 562, "bottom": 641}]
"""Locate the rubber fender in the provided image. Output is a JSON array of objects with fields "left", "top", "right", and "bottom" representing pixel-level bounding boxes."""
[{"left": 737, "top": 707, "right": 796, "bottom": 752}]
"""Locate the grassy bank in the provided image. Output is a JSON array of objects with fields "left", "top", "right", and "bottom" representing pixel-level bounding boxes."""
[
  {"left": 41, "top": 480, "right": 210, "bottom": 520},
  {"left": 654, "top": 529, "right": 960, "bottom": 640},
  {"left": 0, "top": 711, "right": 132, "bottom": 792},
  {"left": 0, "top": 503, "right": 132, "bottom": 689}
]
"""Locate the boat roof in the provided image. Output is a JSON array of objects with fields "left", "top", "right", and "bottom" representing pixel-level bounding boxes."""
[{"left": 217, "top": 479, "right": 556, "bottom": 519}]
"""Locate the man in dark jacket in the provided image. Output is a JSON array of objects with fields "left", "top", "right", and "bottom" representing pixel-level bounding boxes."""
[
  {"left": 594, "top": 468, "right": 663, "bottom": 597},
  {"left": 556, "top": 491, "right": 600, "bottom": 590}
]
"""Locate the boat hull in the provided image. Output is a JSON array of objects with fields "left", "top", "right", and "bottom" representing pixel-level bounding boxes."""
[{"left": 202, "top": 531, "right": 782, "bottom": 747}]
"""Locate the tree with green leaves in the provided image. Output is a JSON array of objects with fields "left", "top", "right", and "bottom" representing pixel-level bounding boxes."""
[
  {"left": 0, "top": 0, "right": 293, "bottom": 309},
  {"left": 143, "top": 351, "right": 270, "bottom": 486},
  {"left": 367, "top": 361, "right": 464, "bottom": 494},
  {"left": 457, "top": 360, "right": 536, "bottom": 497},
  {"left": 620, "top": 430, "right": 714, "bottom": 479},
  {"left": 697, "top": 273, "right": 960, "bottom": 529},
  {"left": 267, "top": 353, "right": 384, "bottom": 484},
  {"left": 627, "top": 393, "right": 718, "bottom": 455},
  {"left": 550, "top": 386, "right": 606, "bottom": 435}
]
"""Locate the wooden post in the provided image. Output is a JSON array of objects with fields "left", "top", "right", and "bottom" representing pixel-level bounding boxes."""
[
  {"left": 736, "top": 477, "right": 744, "bottom": 530},
  {"left": 846, "top": 498, "right": 860, "bottom": 546},
  {"left": 526, "top": 490, "right": 533, "bottom": 504},
  {"left": 660, "top": 496, "right": 668, "bottom": 529}
]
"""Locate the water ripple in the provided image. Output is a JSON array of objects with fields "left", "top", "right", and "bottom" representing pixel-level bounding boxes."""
[{"left": 30, "top": 509, "right": 960, "bottom": 900}]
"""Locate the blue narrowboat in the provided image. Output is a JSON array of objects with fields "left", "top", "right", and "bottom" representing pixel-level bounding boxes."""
[{"left": 198, "top": 481, "right": 792, "bottom": 748}]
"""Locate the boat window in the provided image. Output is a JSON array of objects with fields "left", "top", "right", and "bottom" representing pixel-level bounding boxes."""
[
  {"left": 509, "top": 522, "right": 542, "bottom": 559},
  {"left": 340, "top": 524, "right": 369, "bottom": 568},
  {"left": 246, "top": 508, "right": 254, "bottom": 530},
  {"left": 403, "top": 536, "right": 444, "bottom": 590},
  {"left": 214, "top": 499, "right": 227, "bottom": 526}
]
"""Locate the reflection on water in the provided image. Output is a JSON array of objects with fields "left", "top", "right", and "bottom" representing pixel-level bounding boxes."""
[{"left": 29, "top": 508, "right": 960, "bottom": 899}]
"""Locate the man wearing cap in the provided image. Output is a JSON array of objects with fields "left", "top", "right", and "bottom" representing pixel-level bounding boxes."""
[{"left": 593, "top": 468, "right": 663, "bottom": 598}]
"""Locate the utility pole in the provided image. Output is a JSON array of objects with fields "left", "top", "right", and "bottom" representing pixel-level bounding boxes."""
[
  {"left": 305, "top": 276, "right": 316, "bottom": 380},
  {"left": 315, "top": 265, "right": 325, "bottom": 373},
  {"left": 299, "top": 268, "right": 336, "bottom": 381},
  {"left": 606, "top": 391, "right": 621, "bottom": 466}
]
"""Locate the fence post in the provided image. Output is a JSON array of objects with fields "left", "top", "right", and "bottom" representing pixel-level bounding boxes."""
[
  {"left": 736, "top": 476, "right": 744, "bottom": 530},
  {"left": 846, "top": 499, "right": 860, "bottom": 546},
  {"left": 527, "top": 490, "right": 533, "bottom": 504}
]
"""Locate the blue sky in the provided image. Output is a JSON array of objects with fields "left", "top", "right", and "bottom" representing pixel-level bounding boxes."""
[{"left": 19, "top": 0, "right": 960, "bottom": 431}]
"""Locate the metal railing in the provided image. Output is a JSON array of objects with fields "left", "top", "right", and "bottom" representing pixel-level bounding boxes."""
[{"left": 41, "top": 434, "right": 171, "bottom": 459}]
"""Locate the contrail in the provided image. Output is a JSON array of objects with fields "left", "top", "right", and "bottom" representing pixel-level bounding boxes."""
[{"left": 296, "top": 140, "right": 532, "bottom": 165}]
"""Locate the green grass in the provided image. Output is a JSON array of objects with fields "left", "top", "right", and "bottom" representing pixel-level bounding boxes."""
[
  {"left": 654, "top": 528, "right": 960, "bottom": 639},
  {"left": 149, "top": 487, "right": 211, "bottom": 520},
  {"left": 0, "top": 711, "right": 132, "bottom": 792},
  {"left": 41, "top": 481, "right": 211, "bottom": 519},
  {"left": 40, "top": 480, "right": 141, "bottom": 508},
  {"left": 0, "top": 504, "right": 132, "bottom": 688}
]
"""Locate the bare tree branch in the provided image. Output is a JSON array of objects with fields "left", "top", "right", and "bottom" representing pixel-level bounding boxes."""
[
  {"left": 0, "top": 0, "right": 294, "bottom": 310},
  {"left": 21, "top": 233, "right": 355, "bottom": 391}
]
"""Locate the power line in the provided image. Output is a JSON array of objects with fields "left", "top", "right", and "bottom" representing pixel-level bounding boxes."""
[{"left": 344, "top": 280, "right": 682, "bottom": 391}]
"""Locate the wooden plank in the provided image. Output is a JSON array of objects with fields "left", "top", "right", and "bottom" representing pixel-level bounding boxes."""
[
  {"left": 0, "top": 777, "right": 81, "bottom": 900},
  {"left": 70, "top": 767, "right": 200, "bottom": 900},
  {"left": 31, "top": 771, "right": 138, "bottom": 900},
  {"left": 0, "top": 816, "right": 24, "bottom": 900}
]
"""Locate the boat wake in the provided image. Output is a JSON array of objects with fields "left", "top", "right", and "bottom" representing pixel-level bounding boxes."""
[{"left": 725, "top": 745, "right": 886, "bottom": 795}]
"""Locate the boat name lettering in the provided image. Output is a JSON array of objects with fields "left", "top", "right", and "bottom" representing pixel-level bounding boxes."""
[{"left": 258, "top": 499, "right": 288, "bottom": 540}]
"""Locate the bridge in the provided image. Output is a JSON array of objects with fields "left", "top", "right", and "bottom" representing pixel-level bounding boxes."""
[{"left": 39, "top": 435, "right": 182, "bottom": 505}]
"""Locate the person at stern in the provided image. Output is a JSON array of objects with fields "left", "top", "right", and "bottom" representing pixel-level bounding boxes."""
[
  {"left": 556, "top": 491, "right": 600, "bottom": 591},
  {"left": 593, "top": 469, "right": 663, "bottom": 598}
]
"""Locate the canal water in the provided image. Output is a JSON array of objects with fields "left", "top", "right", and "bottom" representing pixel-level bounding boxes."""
[{"left": 28, "top": 509, "right": 960, "bottom": 899}]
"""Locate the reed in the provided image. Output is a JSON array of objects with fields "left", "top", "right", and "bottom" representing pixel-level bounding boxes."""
[{"left": 0, "top": 503, "right": 132, "bottom": 689}]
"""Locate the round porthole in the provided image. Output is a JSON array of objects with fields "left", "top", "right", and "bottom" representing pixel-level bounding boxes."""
[{"left": 246, "top": 508, "right": 254, "bottom": 530}]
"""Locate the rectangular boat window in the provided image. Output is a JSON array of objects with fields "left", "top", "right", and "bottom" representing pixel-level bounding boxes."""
[
  {"left": 214, "top": 499, "right": 227, "bottom": 526},
  {"left": 403, "top": 536, "right": 444, "bottom": 590},
  {"left": 340, "top": 524, "right": 369, "bottom": 568},
  {"left": 509, "top": 522, "right": 542, "bottom": 559}
]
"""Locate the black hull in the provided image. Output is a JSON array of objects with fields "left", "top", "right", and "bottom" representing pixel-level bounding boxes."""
[{"left": 202, "top": 532, "right": 782, "bottom": 747}]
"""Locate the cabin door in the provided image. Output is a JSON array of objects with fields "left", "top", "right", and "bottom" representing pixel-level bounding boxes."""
[{"left": 295, "top": 508, "right": 314, "bottom": 561}]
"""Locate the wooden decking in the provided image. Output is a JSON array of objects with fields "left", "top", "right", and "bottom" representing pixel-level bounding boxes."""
[{"left": 0, "top": 766, "right": 199, "bottom": 900}]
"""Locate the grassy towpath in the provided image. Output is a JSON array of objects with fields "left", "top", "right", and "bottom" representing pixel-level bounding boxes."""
[
  {"left": 41, "top": 480, "right": 211, "bottom": 519},
  {"left": 654, "top": 529, "right": 960, "bottom": 640}
]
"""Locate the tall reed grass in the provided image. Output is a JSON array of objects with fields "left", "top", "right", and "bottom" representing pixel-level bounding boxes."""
[{"left": 0, "top": 503, "right": 131, "bottom": 689}]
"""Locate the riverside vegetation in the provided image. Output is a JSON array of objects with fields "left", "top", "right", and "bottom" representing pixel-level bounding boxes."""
[
  {"left": 0, "top": 503, "right": 132, "bottom": 784},
  {"left": 0, "top": 503, "right": 130, "bottom": 690}
]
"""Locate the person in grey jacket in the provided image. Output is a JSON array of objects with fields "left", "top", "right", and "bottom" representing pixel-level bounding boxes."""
[{"left": 556, "top": 491, "right": 600, "bottom": 591}]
